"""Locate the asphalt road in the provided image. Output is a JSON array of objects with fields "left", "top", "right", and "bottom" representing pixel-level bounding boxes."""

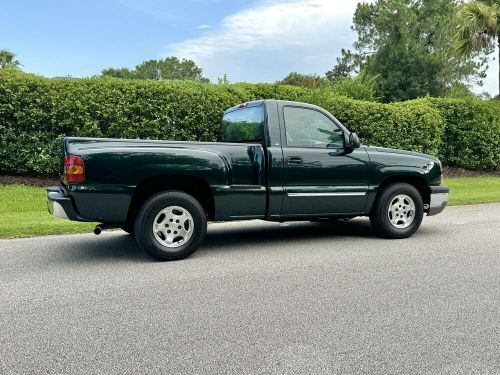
[{"left": 1, "top": 204, "right": 499, "bottom": 375}]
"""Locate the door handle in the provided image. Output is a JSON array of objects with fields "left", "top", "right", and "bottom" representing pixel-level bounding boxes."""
[{"left": 286, "top": 156, "right": 303, "bottom": 165}]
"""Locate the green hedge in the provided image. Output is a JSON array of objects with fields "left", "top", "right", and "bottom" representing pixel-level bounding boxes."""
[
  {"left": 0, "top": 70, "right": 498, "bottom": 176},
  {"left": 428, "top": 98, "right": 500, "bottom": 170}
]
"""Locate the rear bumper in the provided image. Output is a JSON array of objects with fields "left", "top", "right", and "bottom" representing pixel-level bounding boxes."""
[
  {"left": 427, "top": 185, "right": 448, "bottom": 216},
  {"left": 47, "top": 186, "right": 82, "bottom": 221}
]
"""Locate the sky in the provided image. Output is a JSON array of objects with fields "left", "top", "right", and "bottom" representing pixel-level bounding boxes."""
[{"left": 1, "top": 0, "right": 498, "bottom": 95}]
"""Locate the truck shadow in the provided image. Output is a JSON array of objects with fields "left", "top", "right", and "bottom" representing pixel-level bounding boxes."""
[
  {"left": 200, "top": 218, "right": 376, "bottom": 253},
  {"left": 55, "top": 219, "right": 376, "bottom": 264},
  {"left": 56, "top": 234, "right": 148, "bottom": 264}
]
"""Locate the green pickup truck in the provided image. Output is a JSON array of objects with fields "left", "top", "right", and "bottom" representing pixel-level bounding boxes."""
[{"left": 48, "top": 99, "right": 448, "bottom": 260}]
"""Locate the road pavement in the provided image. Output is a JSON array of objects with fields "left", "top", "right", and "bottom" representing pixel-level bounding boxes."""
[{"left": 1, "top": 204, "right": 499, "bottom": 374}]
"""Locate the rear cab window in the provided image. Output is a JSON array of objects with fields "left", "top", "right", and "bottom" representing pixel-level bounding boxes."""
[{"left": 220, "top": 102, "right": 264, "bottom": 143}]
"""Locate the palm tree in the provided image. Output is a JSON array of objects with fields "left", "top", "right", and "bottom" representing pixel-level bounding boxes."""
[
  {"left": 0, "top": 50, "right": 21, "bottom": 69},
  {"left": 455, "top": 0, "right": 500, "bottom": 95}
]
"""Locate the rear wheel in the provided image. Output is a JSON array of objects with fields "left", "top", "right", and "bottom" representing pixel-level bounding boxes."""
[
  {"left": 134, "top": 191, "right": 207, "bottom": 261},
  {"left": 370, "top": 183, "right": 423, "bottom": 239}
]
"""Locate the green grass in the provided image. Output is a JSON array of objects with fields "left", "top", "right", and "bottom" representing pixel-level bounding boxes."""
[
  {"left": 0, "top": 176, "right": 499, "bottom": 238},
  {"left": 0, "top": 185, "right": 95, "bottom": 238},
  {"left": 445, "top": 177, "right": 500, "bottom": 206}
]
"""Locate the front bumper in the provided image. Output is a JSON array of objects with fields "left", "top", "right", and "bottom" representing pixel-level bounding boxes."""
[
  {"left": 427, "top": 185, "right": 448, "bottom": 216},
  {"left": 47, "top": 186, "right": 81, "bottom": 220}
]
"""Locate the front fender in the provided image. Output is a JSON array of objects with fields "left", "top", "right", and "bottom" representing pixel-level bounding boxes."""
[{"left": 364, "top": 154, "right": 442, "bottom": 214}]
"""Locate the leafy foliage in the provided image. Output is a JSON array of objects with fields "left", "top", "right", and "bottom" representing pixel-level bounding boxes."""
[
  {"left": 429, "top": 98, "right": 500, "bottom": 170},
  {"left": 329, "top": 0, "right": 487, "bottom": 102},
  {"left": 0, "top": 70, "right": 498, "bottom": 177},
  {"left": 445, "top": 83, "right": 478, "bottom": 99},
  {"left": 0, "top": 50, "right": 21, "bottom": 70},
  {"left": 217, "top": 74, "right": 230, "bottom": 85},
  {"left": 278, "top": 72, "right": 330, "bottom": 89},
  {"left": 101, "top": 56, "right": 209, "bottom": 82},
  {"left": 100, "top": 67, "right": 134, "bottom": 79},
  {"left": 279, "top": 71, "right": 378, "bottom": 101},
  {"left": 325, "top": 49, "right": 361, "bottom": 84},
  {"left": 454, "top": 0, "right": 500, "bottom": 96},
  {"left": 330, "top": 71, "right": 379, "bottom": 102}
]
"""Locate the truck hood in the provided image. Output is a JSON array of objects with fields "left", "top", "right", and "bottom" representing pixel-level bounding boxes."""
[
  {"left": 371, "top": 146, "right": 438, "bottom": 161},
  {"left": 365, "top": 146, "right": 439, "bottom": 170}
]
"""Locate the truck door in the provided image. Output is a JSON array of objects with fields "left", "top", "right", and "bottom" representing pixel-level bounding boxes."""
[{"left": 279, "top": 104, "right": 370, "bottom": 216}]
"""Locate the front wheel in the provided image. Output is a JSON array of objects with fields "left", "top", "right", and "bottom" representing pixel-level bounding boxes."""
[
  {"left": 134, "top": 191, "right": 207, "bottom": 261},
  {"left": 370, "top": 183, "right": 424, "bottom": 239}
]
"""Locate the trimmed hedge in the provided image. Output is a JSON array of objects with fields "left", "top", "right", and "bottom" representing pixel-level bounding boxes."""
[
  {"left": 428, "top": 98, "right": 500, "bottom": 171},
  {"left": 0, "top": 70, "right": 498, "bottom": 176}
]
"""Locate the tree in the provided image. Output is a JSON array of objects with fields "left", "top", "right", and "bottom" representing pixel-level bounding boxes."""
[
  {"left": 217, "top": 73, "right": 230, "bottom": 85},
  {"left": 455, "top": 0, "right": 500, "bottom": 96},
  {"left": 133, "top": 60, "right": 162, "bottom": 80},
  {"left": 278, "top": 72, "right": 330, "bottom": 89},
  {"left": 325, "top": 49, "right": 361, "bottom": 83},
  {"left": 331, "top": 71, "right": 379, "bottom": 101},
  {"left": 366, "top": 41, "right": 448, "bottom": 102},
  {"left": 328, "top": 0, "right": 487, "bottom": 102},
  {"left": 0, "top": 50, "right": 21, "bottom": 70},
  {"left": 101, "top": 57, "right": 209, "bottom": 82},
  {"left": 445, "top": 83, "right": 478, "bottom": 98},
  {"left": 101, "top": 67, "right": 135, "bottom": 79},
  {"left": 278, "top": 70, "right": 378, "bottom": 101}
]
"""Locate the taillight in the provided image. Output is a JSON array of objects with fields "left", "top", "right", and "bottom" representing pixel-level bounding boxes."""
[{"left": 64, "top": 155, "right": 85, "bottom": 183}]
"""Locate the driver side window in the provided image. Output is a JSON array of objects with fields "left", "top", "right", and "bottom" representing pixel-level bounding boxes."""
[{"left": 284, "top": 106, "right": 343, "bottom": 148}]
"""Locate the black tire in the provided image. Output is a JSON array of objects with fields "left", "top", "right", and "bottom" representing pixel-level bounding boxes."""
[
  {"left": 369, "top": 183, "right": 424, "bottom": 239},
  {"left": 134, "top": 191, "right": 207, "bottom": 261}
]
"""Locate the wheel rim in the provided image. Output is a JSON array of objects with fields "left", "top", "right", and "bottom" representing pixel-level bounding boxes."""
[
  {"left": 153, "top": 206, "right": 194, "bottom": 248},
  {"left": 387, "top": 194, "right": 416, "bottom": 229}
]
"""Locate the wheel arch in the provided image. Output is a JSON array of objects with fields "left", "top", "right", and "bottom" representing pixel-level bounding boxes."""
[
  {"left": 126, "top": 174, "right": 215, "bottom": 225},
  {"left": 368, "top": 175, "right": 430, "bottom": 214}
]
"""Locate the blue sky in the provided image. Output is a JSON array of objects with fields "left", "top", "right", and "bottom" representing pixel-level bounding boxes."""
[{"left": 1, "top": 0, "right": 498, "bottom": 95}]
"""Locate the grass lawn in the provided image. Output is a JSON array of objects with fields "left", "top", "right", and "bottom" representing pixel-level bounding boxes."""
[
  {"left": 0, "top": 176, "right": 499, "bottom": 238},
  {"left": 446, "top": 177, "right": 500, "bottom": 205},
  {"left": 0, "top": 185, "right": 95, "bottom": 238}
]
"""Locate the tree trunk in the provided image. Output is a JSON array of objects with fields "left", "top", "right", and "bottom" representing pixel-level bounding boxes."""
[{"left": 498, "top": 41, "right": 500, "bottom": 97}]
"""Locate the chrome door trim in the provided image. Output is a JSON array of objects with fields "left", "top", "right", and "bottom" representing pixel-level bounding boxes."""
[{"left": 287, "top": 192, "right": 366, "bottom": 197}]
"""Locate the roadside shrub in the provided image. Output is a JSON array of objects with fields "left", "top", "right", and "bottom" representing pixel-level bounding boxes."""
[
  {"left": 428, "top": 99, "right": 500, "bottom": 171},
  {"left": 329, "top": 71, "right": 379, "bottom": 102},
  {"left": 0, "top": 70, "right": 498, "bottom": 176}
]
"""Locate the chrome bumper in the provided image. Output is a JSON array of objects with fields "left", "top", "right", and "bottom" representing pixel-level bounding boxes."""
[
  {"left": 427, "top": 185, "right": 448, "bottom": 216},
  {"left": 47, "top": 186, "right": 80, "bottom": 220}
]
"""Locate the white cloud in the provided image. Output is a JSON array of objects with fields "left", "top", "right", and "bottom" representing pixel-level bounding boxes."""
[
  {"left": 165, "top": 0, "right": 498, "bottom": 95},
  {"left": 196, "top": 24, "right": 212, "bottom": 29},
  {"left": 165, "top": 0, "right": 362, "bottom": 82}
]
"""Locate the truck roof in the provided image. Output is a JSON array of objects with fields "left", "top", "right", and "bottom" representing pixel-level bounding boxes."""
[
  {"left": 224, "top": 100, "right": 265, "bottom": 114},
  {"left": 224, "top": 99, "right": 324, "bottom": 114}
]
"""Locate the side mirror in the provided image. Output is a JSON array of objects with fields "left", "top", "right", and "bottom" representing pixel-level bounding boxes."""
[{"left": 348, "top": 132, "right": 361, "bottom": 149}]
